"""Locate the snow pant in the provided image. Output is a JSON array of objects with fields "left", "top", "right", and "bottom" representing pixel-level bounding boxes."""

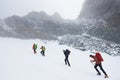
[
  {"left": 64, "top": 56, "right": 70, "bottom": 66},
  {"left": 94, "top": 63, "right": 107, "bottom": 76},
  {"left": 41, "top": 50, "right": 45, "bottom": 56},
  {"left": 33, "top": 48, "right": 36, "bottom": 54}
]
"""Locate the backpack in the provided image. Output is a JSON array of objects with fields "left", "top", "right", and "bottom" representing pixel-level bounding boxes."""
[
  {"left": 66, "top": 49, "right": 70, "bottom": 55},
  {"left": 95, "top": 53, "right": 104, "bottom": 62},
  {"left": 41, "top": 46, "right": 45, "bottom": 50},
  {"left": 34, "top": 44, "right": 37, "bottom": 49}
]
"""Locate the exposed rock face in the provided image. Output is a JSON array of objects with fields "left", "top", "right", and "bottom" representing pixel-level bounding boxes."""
[
  {"left": 78, "top": 0, "right": 120, "bottom": 43},
  {"left": 0, "top": 11, "right": 83, "bottom": 40},
  {"left": 79, "top": 0, "right": 120, "bottom": 19}
]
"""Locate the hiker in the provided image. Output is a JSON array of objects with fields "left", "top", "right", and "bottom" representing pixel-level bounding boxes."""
[
  {"left": 40, "top": 46, "right": 46, "bottom": 56},
  {"left": 89, "top": 52, "right": 109, "bottom": 78},
  {"left": 63, "top": 49, "right": 71, "bottom": 67},
  {"left": 32, "top": 43, "right": 37, "bottom": 54}
]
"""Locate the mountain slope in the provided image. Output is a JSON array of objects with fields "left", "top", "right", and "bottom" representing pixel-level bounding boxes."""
[
  {"left": 0, "top": 11, "right": 82, "bottom": 39},
  {"left": 78, "top": 0, "right": 120, "bottom": 19},
  {"left": 77, "top": 0, "right": 120, "bottom": 43},
  {"left": 0, "top": 37, "right": 120, "bottom": 80}
]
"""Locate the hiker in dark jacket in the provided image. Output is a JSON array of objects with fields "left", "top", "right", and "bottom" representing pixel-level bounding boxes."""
[
  {"left": 89, "top": 52, "right": 108, "bottom": 78},
  {"left": 63, "top": 49, "right": 71, "bottom": 67}
]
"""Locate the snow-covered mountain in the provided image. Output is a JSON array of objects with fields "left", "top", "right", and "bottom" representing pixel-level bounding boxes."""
[
  {"left": 58, "top": 34, "right": 120, "bottom": 56},
  {"left": 0, "top": 11, "right": 82, "bottom": 39},
  {"left": 77, "top": 0, "right": 120, "bottom": 44},
  {"left": 0, "top": 19, "right": 16, "bottom": 37},
  {"left": 0, "top": 7, "right": 120, "bottom": 44},
  {"left": 0, "top": 37, "right": 120, "bottom": 80}
]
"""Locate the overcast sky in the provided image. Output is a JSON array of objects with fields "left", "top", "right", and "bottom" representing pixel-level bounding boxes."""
[{"left": 0, "top": 0, "right": 85, "bottom": 20}]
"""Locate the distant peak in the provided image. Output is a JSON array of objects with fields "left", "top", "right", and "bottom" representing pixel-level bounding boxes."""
[
  {"left": 53, "top": 12, "right": 61, "bottom": 17},
  {"left": 26, "top": 11, "right": 48, "bottom": 17},
  {"left": 51, "top": 12, "right": 63, "bottom": 20}
]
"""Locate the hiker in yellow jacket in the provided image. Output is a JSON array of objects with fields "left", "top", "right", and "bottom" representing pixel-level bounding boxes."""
[{"left": 40, "top": 46, "right": 46, "bottom": 56}]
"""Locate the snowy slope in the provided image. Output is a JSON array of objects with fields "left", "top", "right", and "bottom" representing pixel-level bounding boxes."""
[{"left": 0, "top": 37, "right": 120, "bottom": 80}]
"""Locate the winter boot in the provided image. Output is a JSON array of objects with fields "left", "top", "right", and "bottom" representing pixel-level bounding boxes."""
[
  {"left": 96, "top": 73, "right": 101, "bottom": 75},
  {"left": 104, "top": 75, "right": 109, "bottom": 78}
]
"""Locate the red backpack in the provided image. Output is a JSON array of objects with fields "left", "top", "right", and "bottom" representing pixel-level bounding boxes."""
[{"left": 95, "top": 52, "right": 104, "bottom": 62}]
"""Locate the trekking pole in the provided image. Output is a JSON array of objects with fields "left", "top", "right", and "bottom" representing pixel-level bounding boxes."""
[{"left": 90, "top": 61, "right": 94, "bottom": 66}]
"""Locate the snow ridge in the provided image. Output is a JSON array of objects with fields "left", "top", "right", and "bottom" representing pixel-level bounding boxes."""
[{"left": 0, "top": 37, "right": 120, "bottom": 80}]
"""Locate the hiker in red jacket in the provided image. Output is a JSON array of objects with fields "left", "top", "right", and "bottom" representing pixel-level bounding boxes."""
[
  {"left": 32, "top": 43, "right": 37, "bottom": 54},
  {"left": 89, "top": 52, "right": 109, "bottom": 78}
]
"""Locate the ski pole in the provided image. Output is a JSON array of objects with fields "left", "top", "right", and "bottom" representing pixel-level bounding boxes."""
[{"left": 90, "top": 61, "right": 94, "bottom": 66}]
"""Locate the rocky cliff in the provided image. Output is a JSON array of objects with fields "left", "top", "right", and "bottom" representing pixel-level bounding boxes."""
[{"left": 78, "top": 0, "right": 120, "bottom": 43}]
